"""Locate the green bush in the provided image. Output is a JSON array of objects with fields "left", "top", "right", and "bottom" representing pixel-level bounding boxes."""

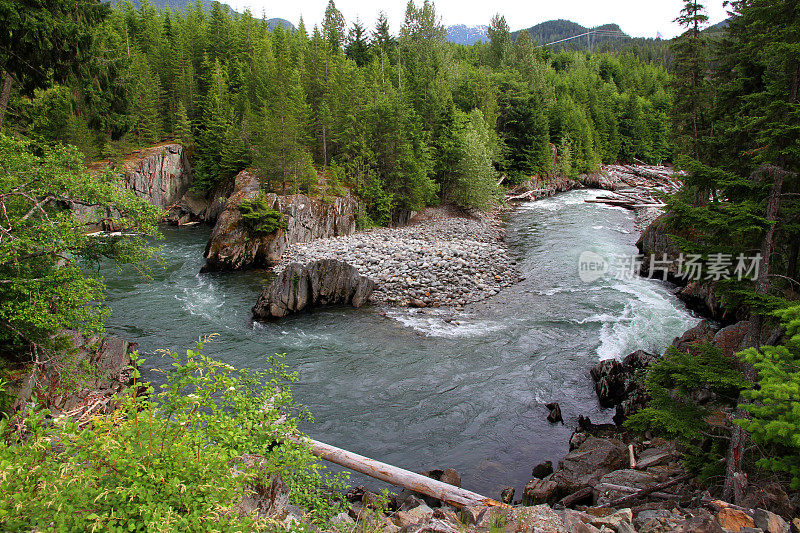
[
  {"left": 238, "top": 199, "right": 288, "bottom": 236},
  {"left": 625, "top": 342, "right": 748, "bottom": 480},
  {"left": 0, "top": 336, "right": 348, "bottom": 531},
  {"left": 737, "top": 306, "right": 800, "bottom": 489}
]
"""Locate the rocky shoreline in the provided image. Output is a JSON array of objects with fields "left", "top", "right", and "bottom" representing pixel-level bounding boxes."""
[{"left": 273, "top": 207, "right": 521, "bottom": 309}]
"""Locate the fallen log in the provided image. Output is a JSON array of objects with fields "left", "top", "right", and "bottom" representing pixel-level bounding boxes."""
[
  {"left": 602, "top": 473, "right": 692, "bottom": 508},
  {"left": 293, "top": 436, "right": 507, "bottom": 509}
]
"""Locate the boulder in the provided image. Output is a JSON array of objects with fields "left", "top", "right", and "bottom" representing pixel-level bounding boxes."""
[
  {"left": 252, "top": 260, "right": 375, "bottom": 320},
  {"left": 546, "top": 401, "right": 563, "bottom": 423},
  {"left": 717, "top": 508, "right": 756, "bottom": 532},
  {"left": 550, "top": 437, "right": 628, "bottom": 497},
  {"left": 500, "top": 487, "right": 515, "bottom": 504},
  {"left": 741, "top": 483, "right": 795, "bottom": 523},
  {"left": 753, "top": 509, "right": 790, "bottom": 533},
  {"left": 532, "top": 460, "right": 554, "bottom": 479},
  {"left": 595, "top": 469, "right": 658, "bottom": 504},
  {"left": 202, "top": 170, "right": 358, "bottom": 272},
  {"left": 673, "top": 319, "right": 718, "bottom": 350},
  {"left": 522, "top": 478, "right": 558, "bottom": 505},
  {"left": 590, "top": 350, "right": 656, "bottom": 423}
]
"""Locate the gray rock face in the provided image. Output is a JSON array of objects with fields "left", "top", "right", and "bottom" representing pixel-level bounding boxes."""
[
  {"left": 122, "top": 144, "right": 192, "bottom": 207},
  {"left": 550, "top": 436, "right": 628, "bottom": 498},
  {"left": 252, "top": 259, "right": 375, "bottom": 320},
  {"left": 202, "top": 170, "right": 358, "bottom": 272}
]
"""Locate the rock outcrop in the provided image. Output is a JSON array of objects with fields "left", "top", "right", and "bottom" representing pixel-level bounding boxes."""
[
  {"left": 549, "top": 436, "right": 629, "bottom": 498},
  {"left": 590, "top": 350, "right": 657, "bottom": 424},
  {"left": 202, "top": 170, "right": 358, "bottom": 272},
  {"left": 252, "top": 259, "right": 375, "bottom": 320},
  {"left": 122, "top": 143, "right": 193, "bottom": 208},
  {"left": 10, "top": 331, "right": 138, "bottom": 417},
  {"left": 636, "top": 214, "right": 740, "bottom": 322}
]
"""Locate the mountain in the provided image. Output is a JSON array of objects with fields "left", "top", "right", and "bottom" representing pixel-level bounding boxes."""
[
  {"left": 446, "top": 24, "right": 489, "bottom": 45},
  {"left": 107, "top": 0, "right": 295, "bottom": 30},
  {"left": 511, "top": 19, "right": 632, "bottom": 50}
]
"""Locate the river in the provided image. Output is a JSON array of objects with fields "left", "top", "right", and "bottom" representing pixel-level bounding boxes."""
[{"left": 101, "top": 189, "right": 698, "bottom": 498}]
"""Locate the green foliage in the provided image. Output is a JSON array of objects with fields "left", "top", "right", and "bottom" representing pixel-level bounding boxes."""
[
  {"left": 0, "top": 338, "right": 349, "bottom": 531},
  {"left": 626, "top": 342, "right": 748, "bottom": 481},
  {"left": 238, "top": 198, "right": 288, "bottom": 236},
  {"left": 627, "top": 343, "right": 748, "bottom": 442},
  {"left": 0, "top": 134, "right": 161, "bottom": 359},
  {"left": 10, "top": 0, "right": 675, "bottom": 221},
  {"left": 737, "top": 305, "right": 800, "bottom": 489}
]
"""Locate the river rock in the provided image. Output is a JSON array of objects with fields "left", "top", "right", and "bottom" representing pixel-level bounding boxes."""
[
  {"left": 202, "top": 170, "right": 357, "bottom": 272},
  {"left": 550, "top": 436, "right": 628, "bottom": 498},
  {"left": 717, "top": 508, "right": 756, "bottom": 532},
  {"left": 532, "top": 460, "right": 554, "bottom": 479},
  {"left": 753, "top": 509, "right": 790, "bottom": 533},
  {"left": 252, "top": 260, "right": 374, "bottom": 320},
  {"left": 590, "top": 350, "right": 656, "bottom": 424},
  {"left": 546, "top": 401, "right": 563, "bottom": 423},
  {"left": 522, "top": 478, "right": 558, "bottom": 505}
]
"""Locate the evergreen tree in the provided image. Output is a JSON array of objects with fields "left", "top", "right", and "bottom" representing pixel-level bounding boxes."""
[
  {"left": 672, "top": 0, "right": 709, "bottom": 159},
  {"left": 487, "top": 14, "right": 511, "bottom": 68},
  {"left": 345, "top": 19, "right": 371, "bottom": 67},
  {"left": 323, "top": 0, "right": 346, "bottom": 53}
]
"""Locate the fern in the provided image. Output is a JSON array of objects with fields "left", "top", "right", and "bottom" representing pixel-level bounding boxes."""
[{"left": 238, "top": 198, "right": 287, "bottom": 236}]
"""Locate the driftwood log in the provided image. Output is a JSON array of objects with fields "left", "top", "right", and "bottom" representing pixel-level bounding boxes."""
[{"left": 293, "top": 436, "right": 507, "bottom": 509}]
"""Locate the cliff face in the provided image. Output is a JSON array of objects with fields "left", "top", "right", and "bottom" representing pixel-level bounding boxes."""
[
  {"left": 10, "top": 331, "right": 138, "bottom": 418},
  {"left": 202, "top": 170, "right": 358, "bottom": 272},
  {"left": 122, "top": 144, "right": 192, "bottom": 208}
]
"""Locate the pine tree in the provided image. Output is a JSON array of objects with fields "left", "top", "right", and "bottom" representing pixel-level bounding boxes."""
[
  {"left": 323, "top": 0, "right": 346, "bottom": 53},
  {"left": 672, "top": 0, "right": 709, "bottom": 159},
  {"left": 345, "top": 19, "right": 371, "bottom": 67},
  {"left": 487, "top": 14, "right": 511, "bottom": 68}
]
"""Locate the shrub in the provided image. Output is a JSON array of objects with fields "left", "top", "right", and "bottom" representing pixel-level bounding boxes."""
[
  {"left": 625, "top": 342, "right": 748, "bottom": 480},
  {"left": 737, "top": 305, "right": 800, "bottom": 489},
  {"left": 0, "top": 336, "right": 348, "bottom": 531},
  {"left": 239, "top": 199, "right": 288, "bottom": 236}
]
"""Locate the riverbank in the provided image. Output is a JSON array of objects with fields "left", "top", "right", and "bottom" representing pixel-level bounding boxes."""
[{"left": 274, "top": 206, "right": 520, "bottom": 308}]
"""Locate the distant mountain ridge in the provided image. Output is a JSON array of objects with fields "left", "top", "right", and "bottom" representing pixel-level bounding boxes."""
[
  {"left": 511, "top": 19, "right": 631, "bottom": 50},
  {"left": 446, "top": 24, "right": 488, "bottom": 45}
]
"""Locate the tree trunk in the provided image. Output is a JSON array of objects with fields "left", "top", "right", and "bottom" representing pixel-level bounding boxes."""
[
  {"left": 788, "top": 239, "right": 799, "bottom": 281},
  {"left": 294, "top": 436, "right": 505, "bottom": 509},
  {"left": 0, "top": 72, "right": 14, "bottom": 130},
  {"left": 723, "top": 166, "right": 785, "bottom": 503}
]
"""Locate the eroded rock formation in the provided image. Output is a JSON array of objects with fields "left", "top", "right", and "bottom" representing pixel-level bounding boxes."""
[
  {"left": 122, "top": 143, "right": 193, "bottom": 207},
  {"left": 252, "top": 259, "right": 374, "bottom": 320},
  {"left": 202, "top": 170, "right": 358, "bottom": 272}
]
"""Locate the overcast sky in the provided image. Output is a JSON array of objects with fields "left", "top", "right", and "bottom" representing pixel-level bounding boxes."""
[{"left": 226, "top": 0, "right": 730, "bottom": 40}]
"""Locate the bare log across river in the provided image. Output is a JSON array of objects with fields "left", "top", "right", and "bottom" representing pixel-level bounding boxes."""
[{"left": 292, "top": 436, "right": 508, "bottom": 509}]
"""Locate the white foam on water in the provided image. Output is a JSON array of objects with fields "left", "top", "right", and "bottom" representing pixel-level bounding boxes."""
[
  {"left": 594, "top": 280, "right": 699, "bottom": 360},
  {"left": 387, "top": 309, "right": 509, "bottom": 338},
  {"left": 175, "top": 274, "right": 225, "bottom": 320}
]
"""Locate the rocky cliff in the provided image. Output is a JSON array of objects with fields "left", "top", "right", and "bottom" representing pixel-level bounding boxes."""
[
  {"left": 122, "top": 143, "right": 193, "bottom": 208},
  {"left": 252, "top": 260, "right": 375, "bottom": 319},
  {"left": 636, "top": 214, "right": 741, "bottom": 322},
  {"left": 202, "top": 170, "right": 358, "bottom": 272}
]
